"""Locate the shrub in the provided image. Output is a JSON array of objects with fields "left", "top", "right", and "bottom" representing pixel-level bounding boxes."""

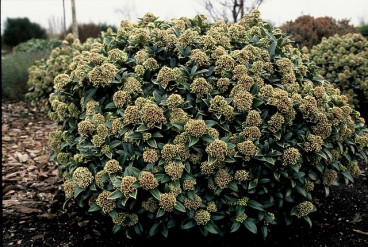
[
  {"left": 13, "top": 39, "right": 63, "bottom": 53},
  {"left": 2, "top": 17, "right": 47, "bottom": 47},
  {"left": 279, "top": 15, "right": 357, "bottom": 48},
  {"left": 25, "top": 34, "right": 95, "bottom": 107},
  {"left": 308, "top": 33, "right": 368, "bottom": 115},
  {"left": 48, "top": 11, "right": 368, "bottom": 239},
  {"left": 2, "top": 50, "right": 50, "bottom": 100},
  {"left": 61, "top": 23, "right": 117, "bottom": 43},
  {"left": 357, "top": 24, "right": 368, "bottom": 37}
]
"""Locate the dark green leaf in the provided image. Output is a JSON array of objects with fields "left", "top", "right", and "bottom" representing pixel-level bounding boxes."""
[
  {"left": 156, "top": 208, "right": 165, "bottom": 218},
  {"left": 136, "top": 124, "right": 150, "bottom": 132},
  {"left": 244, "top": 218, "right": 257, "bottom": 234},
  {"left": 359, "top": 150, "right": 368, "bottom": 163},
  {"left": 84, "top": 88, "right": 97, "bottom": 108},
  {"left": 204, "top": 120, "right": 217, "bottom": 127},
  {"left": 204, "top": 221, "right": 219, "bottom": 234},
  {"left": 108, "top": 190, "right": 124, "bottom": 200},
  {"left": 174, "top": 201, "right": 186, "bottom": 213},
  {"left": 74, "top": 186, "right": 84, "bottom": 198},
  {"left": 105, "top": 102, "right": 116, "bottom": 109},
  {"left": 228, "top": 181, "right": 238, "bottom": 192},
  {"left": 224, "top": 157, "right": 236, "bottom": 163},
  {"left": 112, "top": 224, "right": 121, "bottom": 234},
  {"left": 250, "top": 83, "right": 258, "bottom": 95},
  {"left": 181, "top": 219, "right": 196, "bottom": 229},
  {"left": 248, "top": 200, "right": 264, "bottom": 211},
  {"left": 230, "top": 222, "right": 241, "bottom": 233},
  {"left": 88, "top": 204, "right": 100, "bottom": 212},
  {"left": 208, "top": 156, "right": 216, "bottom": 164},
  {"left": 252, "top": 99, "right": 264, "bottom": 108},
  {"left": 152, "top": 131, "right": 164, "bottom": 138},
  {"left": 106, "top": 206, "right": 117, "bottom": 216},
  {"left": 295, "top": 186, "right": 307, "bottom": 197},
  {"left": 149, "top": 222, "right": 160, "bottom": 237},
  {"left": 324, "top": 186, "right": 329, "bottom": 197},
  {"left": 147, "top": 138, "right": 158, "bottom": 148},
  {"left": 202, "top": 134, "right": 214, "bottom": 143},
  {"left": 303, "top": 216, "right": 312, "bottom": 228},
  {"left": 127, "top": 132, "right": 142, "bottom": 139},
  {"left": 134, "top": 222, "right": 143, "bottom": 235},
  {"left": 191, "top": 65, "right": 198, "bottom": 75},
  {"left": 187, "top": 190, "right": 196, "bottom": 200},
  {"left": 109, "top": 140, "right": 121, "bottom": 149},
  {"left": 341, "top": 171, "right": 354, "bottom": 183},
  {"left": 150, "top": 188, "right": 160, "bottom": 200},
  {"left": 269, "top": 41, "right": 276, "bottom": 57},
  {"left": 161, "top": 224, "right": 168, "bottom": 238},
  {"left": 189, "top": 136, "right": 199, "bottom": 147},
  {"left": 171, "top": 122, "right": 184, "bottom": 131},
  {"left": 261, "top": 226, "right": 268, "bottom": 239},
  {"left": 317, "top": 151, "right": 328, "bottom": 161}
]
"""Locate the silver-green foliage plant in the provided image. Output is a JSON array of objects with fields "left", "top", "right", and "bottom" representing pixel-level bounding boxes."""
[
  {"left": 13, "top": 38, "right": 63, "bottom": 53},
  {"left": 309, "top": 33, "right": 368, "bottom": 108},
  {"left": 48, "top": 11, "right": 368, "bottom": 238}
]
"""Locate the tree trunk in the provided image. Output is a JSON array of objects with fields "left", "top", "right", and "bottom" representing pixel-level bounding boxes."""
[
  {"left": 63, "top": 0, "right": 66, "bottom": 38},
  {"left": 71, "top": 0, "right": 79, "bottom": 39}
]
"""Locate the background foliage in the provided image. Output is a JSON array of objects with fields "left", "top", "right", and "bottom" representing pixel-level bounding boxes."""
[
  {"left": 13, "top": 38, "right": 63, "bottom": 53},
  {"left": 279, "top": 15, "right": 357, "bottom": 48},
  {"left": 309, "top": 33, "right": 368, "bottom": 117},
  {"left": 60, "top": 23, "right": 117, "bottom": 43},
  {"left": 2, "top": 50, "right": 50, "bottom": 100},
  {"left": 2, "top": 17, "right": 47, "bottom": 48}
]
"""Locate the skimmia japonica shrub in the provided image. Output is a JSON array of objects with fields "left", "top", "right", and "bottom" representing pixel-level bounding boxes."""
[
  {"left": 48, "top": 11, "right": 368, "bottom": 239},
  {"left": 308, "top": 33, "right": 368, "bottom": 110},
  {"left": 26, "top": 34, "right": 96, "bottom": 107}
]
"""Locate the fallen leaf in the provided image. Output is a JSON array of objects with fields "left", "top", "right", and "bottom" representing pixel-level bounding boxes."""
[{"left": 14, "top": 152, "right": 29, "bottom": 163}]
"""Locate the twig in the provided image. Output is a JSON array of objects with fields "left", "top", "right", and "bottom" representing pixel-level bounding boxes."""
[{"left": 353, "top": 229, "right": 368, "bottom": 236}]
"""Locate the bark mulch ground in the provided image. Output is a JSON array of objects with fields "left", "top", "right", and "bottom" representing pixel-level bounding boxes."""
[{"left": 2, "top": 101, "right": 368, "bottom": 246}]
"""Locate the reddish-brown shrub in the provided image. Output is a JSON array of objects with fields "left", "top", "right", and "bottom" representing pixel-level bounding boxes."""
[
  {"left": 280, "top": 15, "right": 357, "bottom": 48},
  {"left": 60, "top": 23, "right": 116, "bottom": 43}
]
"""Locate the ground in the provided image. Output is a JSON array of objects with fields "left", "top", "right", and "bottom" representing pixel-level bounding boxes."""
[{"left": 2, "top": 101, "right": 368, "bottom": 247}]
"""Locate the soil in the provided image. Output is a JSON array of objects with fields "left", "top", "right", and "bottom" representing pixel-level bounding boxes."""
[{"left": 2, "top": 101, "right": 368, "bottom": 247}]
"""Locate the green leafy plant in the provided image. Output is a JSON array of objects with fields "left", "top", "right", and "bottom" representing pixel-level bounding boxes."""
[
  {"left": 2, "top": 50, "right": 50, "bottom": 100},
  {"left": 357, "top": 24, "right": 368, "bottom": 37},
  {"left": 13, "top": 39, "right": 63, "bottom": 53},
  {"left": 48, "top": 11, "right": 368, "bottom": 239},
  {"left": 308, "top": 33, "right": 368, "bottom": 115}
]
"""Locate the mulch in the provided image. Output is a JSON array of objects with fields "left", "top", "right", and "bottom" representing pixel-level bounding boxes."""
[{"left": 2, "top": 101, "right": 368, "bottom": 246}]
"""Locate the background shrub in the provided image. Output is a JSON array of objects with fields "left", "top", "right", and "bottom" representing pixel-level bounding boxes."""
[
  {"left": 2, "top": 17, "right": 47, "bottom": 48},
  {"left": 13, "top": 38, "right": 63, "bottom": 53},
  {"left": 279, "top": 15, "right": 357, "bottom": 48},
  {"left": 308, "top": 33, "right": 368, "bottom": 117},
  {"left": 60, "top": 23, "right": 117, "bottom": 43},
  {"left": 2, "top": 50, "right": 50, "bottom": 100},
  {"left": 2, "top": 37, "right": 63, "bottom": 101},
  {"left": 48, "top": 11, "right": 367, "bottom": 239},
  {"left": 25, "top": 34, "right": 97, "bottom": 107},
  {"left": 357, "top": 24, "right": 368, "bottom": 38}
]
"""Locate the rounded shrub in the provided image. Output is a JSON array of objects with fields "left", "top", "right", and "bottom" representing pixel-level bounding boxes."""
[
  {"left": 309, "top": 33, "right": 368, "bottom": 112},
  {"left": 48, "top": 11, "right": 368, "bottom": 238},
  {"left": 2, "top": 17, "right": 47, "bottom": 47},
  {"left": 280, "top": 15, "right": 357, "bottom": 48}
]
